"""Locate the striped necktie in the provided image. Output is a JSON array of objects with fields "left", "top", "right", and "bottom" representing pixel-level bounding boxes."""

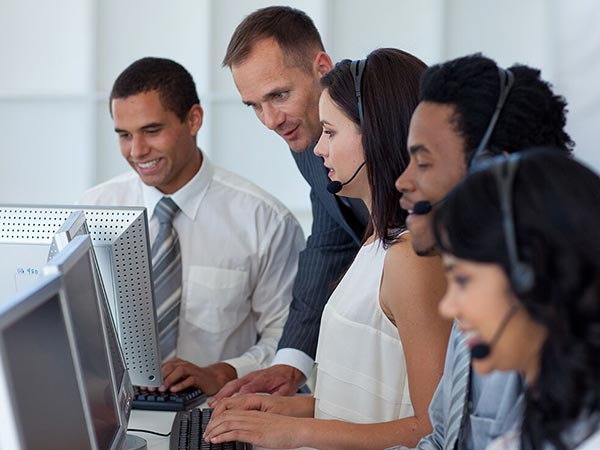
[
  {"left": 444, "top": 329, "right": 471, "bottom": 450},
  {"left": 151, "top": 197, "right": 182, "bottom": 362}
]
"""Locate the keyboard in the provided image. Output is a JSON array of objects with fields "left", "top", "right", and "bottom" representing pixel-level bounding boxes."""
[
  {"left": 132, "top": 386, "right": 206, "bottom": 411},
  {"left": 170, "top": 408, "right": 251, "bottom": 450}
]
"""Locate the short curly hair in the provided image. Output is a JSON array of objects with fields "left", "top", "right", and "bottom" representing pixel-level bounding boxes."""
[{"left": 420, "top": 54, "right": 574, "bottom": 161}]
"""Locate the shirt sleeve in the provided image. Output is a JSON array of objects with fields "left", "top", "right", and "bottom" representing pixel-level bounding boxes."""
[
  {"left": 271, "top": 348, "right": 315, "bottom": 380},
  {"left": 222, "top": 212, "right": 305, "bottom": 377},
  {"left": 276, "top": 188, "right": 361, "bottom": 361}
]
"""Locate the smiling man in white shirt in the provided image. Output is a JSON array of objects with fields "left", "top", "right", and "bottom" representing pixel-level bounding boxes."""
[{"left": 81, "top": 57, "right": 304, "bottom": 395}]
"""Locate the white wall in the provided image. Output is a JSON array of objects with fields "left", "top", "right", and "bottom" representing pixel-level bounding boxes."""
[{"left": 1, "top": 0, "right": 599, "bottom": 235}]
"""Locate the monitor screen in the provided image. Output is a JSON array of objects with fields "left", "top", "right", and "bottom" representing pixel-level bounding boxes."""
[
  {"left": 45, "top": 211, "right": 133, "bottom": 424},
  {"left": 0, "top": 274, "right": 94, "bottom": 450},
  {"left": 0, "top": 204, "right": 162, "bottom": 387},
  {"left": 44, "top": 235, "right": 125, "bottom": 450}
]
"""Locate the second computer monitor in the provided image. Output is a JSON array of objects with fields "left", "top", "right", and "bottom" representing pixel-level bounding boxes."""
[
  {"left": 0, "top": 204, "right": 162, "bottom": 387},
  {"left": 44, "top": 234, "right": 131, "bottom": 450}
]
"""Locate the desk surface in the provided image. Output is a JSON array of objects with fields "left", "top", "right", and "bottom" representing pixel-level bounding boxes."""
[{"left": 128, "top": 409, "right": 176, "bottom": 450}]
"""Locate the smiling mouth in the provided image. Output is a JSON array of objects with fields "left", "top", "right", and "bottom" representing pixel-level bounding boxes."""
[
  {"left": 399, "top": 200, "right": 414, "bottom": 214},
  {"left": 461, "top": 329, "right": 484, "bottom": 348},
  {"left": 281, "top": 125, "right": 300, "bottom": 138},
  {"left": 137, "top": 159, "right": 160, "bottom": 169}
]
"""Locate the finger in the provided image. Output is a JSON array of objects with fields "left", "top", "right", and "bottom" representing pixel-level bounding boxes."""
[
  {"left": 209, "top": 378, "right": 245, "bottom": 405},
  {"left": 205, "top": 413, "right": 269, "bottom": 446},
  {"left": 214, "top": 395, "right": 261, "bottom": 418},
  {"left": 204, "top": 410, "right": 224, "bottom": 436},
  {"left": 271, "top": 381, "right": 297, "bottom": 397},
  {"left": 170, "top": 375, "right": 196, "bottom": 393},
  {"left": 237, "top": 376, "right": 276, "bottom": 395},
  {"left": 209, "top": 430, "right": 260, "bottom": 446},
  {"left": 210, "top": 397, "right": 233, "bottom": 418},
  {"left": 161, "top": 365, "right": 187, "bottom": 391},
  {"left": 161, "top": 361, "right": 179, "bottom": 379},
  {"left": 204, "top": 412, "right": 254, "bottom": 441}
]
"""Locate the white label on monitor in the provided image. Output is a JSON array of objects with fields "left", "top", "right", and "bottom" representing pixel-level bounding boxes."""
[{"left": 14, "top": 267, "right": 42, "bottom": 293}]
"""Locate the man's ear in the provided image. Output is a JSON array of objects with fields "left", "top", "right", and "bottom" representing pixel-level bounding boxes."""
[
  {"left": 314, "top": 51, "right": 334, "bottom": 78},
  {"left": 188, "top": 104, "right": 204, "bottom": 135}
]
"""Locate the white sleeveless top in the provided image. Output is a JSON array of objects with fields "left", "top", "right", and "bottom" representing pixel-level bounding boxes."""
[{"left": 313, "top": 237, "right": 413, "bottom": 423}]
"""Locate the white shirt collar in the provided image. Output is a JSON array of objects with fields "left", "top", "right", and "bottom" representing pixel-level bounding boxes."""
[{"left": 141, "top": 150, "right": 213, "bottom": 221}]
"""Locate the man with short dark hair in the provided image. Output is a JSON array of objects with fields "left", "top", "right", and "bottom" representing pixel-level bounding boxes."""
[
  {"left": 82, "top": 57, "right": 305, "bottom": 396},
  {"left": 212, "top": 6, "right": 369, "bottom": 401},
  {"left": 392, "top": 53, "right": 573, "bottom": 450}
]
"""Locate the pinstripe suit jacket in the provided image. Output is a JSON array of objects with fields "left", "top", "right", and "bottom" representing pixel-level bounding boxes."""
[{"left": 277, "top": 144, "right": 367, "bottom": 358}]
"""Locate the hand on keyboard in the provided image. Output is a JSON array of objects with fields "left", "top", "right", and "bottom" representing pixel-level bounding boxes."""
[
  {"left": 133, "top": 385, "right": 206, "bottom": 411},
  {"left": 203, "top": 408, "right": 304, "bottom": 449},
  {"left": 159, "top": 358, "right": 237, "bottom": 396},
  {"left": 210, "top": 364, "right": 303, "bottom": 405},
  {"left": 211, "top": 393, "right": 315, "bottom": 418},
  {"left": 170, "top": 408, "right": 251, "bottom": 450}
]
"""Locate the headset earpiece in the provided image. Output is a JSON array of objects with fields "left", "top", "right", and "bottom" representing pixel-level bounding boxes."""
[
  {"left": 512, "top": 262, "right": 535, "bottom": 295},
  {"left": 493, "top": 156, "right": 535, "bottom": 295},
  {"left": 350, "top": 59, "right": 366, "bottom": 126}
]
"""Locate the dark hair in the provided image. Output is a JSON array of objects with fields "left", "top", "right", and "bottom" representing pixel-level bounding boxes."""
[
  {"left": 420, "top": 54, "right": 574, "bottom": 162},
  {"left": 320, "top": 48, "right": 426, "bottom": 247},
  {"left": 110, "top": 57, "right": 200, "bottom": 121},
  {"left": 434, "top": 149, "right": 600, "bottom": 450},
  {"left": 222, "top": 6, "right": 325, "bottom": 72}
]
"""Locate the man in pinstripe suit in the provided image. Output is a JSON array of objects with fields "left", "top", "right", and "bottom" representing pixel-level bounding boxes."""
[{"left": 211, "top": 6, "right": 369, "bottom": 402}]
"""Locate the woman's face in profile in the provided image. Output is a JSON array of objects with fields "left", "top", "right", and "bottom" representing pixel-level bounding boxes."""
[
  {"left": 314, "top": 88, "right": 367, "bottom": 199},
  {"left": 439, "top": 254, "right": 547, "bottom": 382}
]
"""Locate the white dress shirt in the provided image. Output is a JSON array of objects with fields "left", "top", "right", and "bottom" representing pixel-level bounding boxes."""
[{"left": 80, "top": 152, "right": 305, "bottom": 377}]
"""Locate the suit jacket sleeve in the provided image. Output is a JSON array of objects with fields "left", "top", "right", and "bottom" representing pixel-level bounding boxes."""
[{"left": 276, "top": 187, "right": 361, "bottom": 358}]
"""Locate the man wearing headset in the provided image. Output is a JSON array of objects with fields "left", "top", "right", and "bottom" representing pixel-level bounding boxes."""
[{"left": 392, "top": 54, "right": 573, "bottom": 450}]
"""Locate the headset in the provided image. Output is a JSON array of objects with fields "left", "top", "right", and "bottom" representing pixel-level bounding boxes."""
[
  {"left": 468, "top": 67, "right": 515, "bottom": 168},
  {"left": 469, "top": 154, "right": 534, "bottom": 359},
  {"left": 412, "top": 67, "right": 515, "bottom": 214},
  {"left": 351, "top": 59, "right": 366, "bottom": 126},
  {"left": 326, "top": 59, "right": 368, "bottom": 194},
  {"left": 492, "top": 154, "right": 535, "bottom": 295}
]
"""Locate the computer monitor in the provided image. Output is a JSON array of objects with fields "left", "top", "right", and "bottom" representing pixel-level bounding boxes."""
[
  {"left": 0, "top": 204, "right": 162, "bottom": 387},
  {"left": 0, "top": 273, "right": 95, "bottom": 450},
  {"left": 44, "top": 234, "right": 131, "bottom": 450}
]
